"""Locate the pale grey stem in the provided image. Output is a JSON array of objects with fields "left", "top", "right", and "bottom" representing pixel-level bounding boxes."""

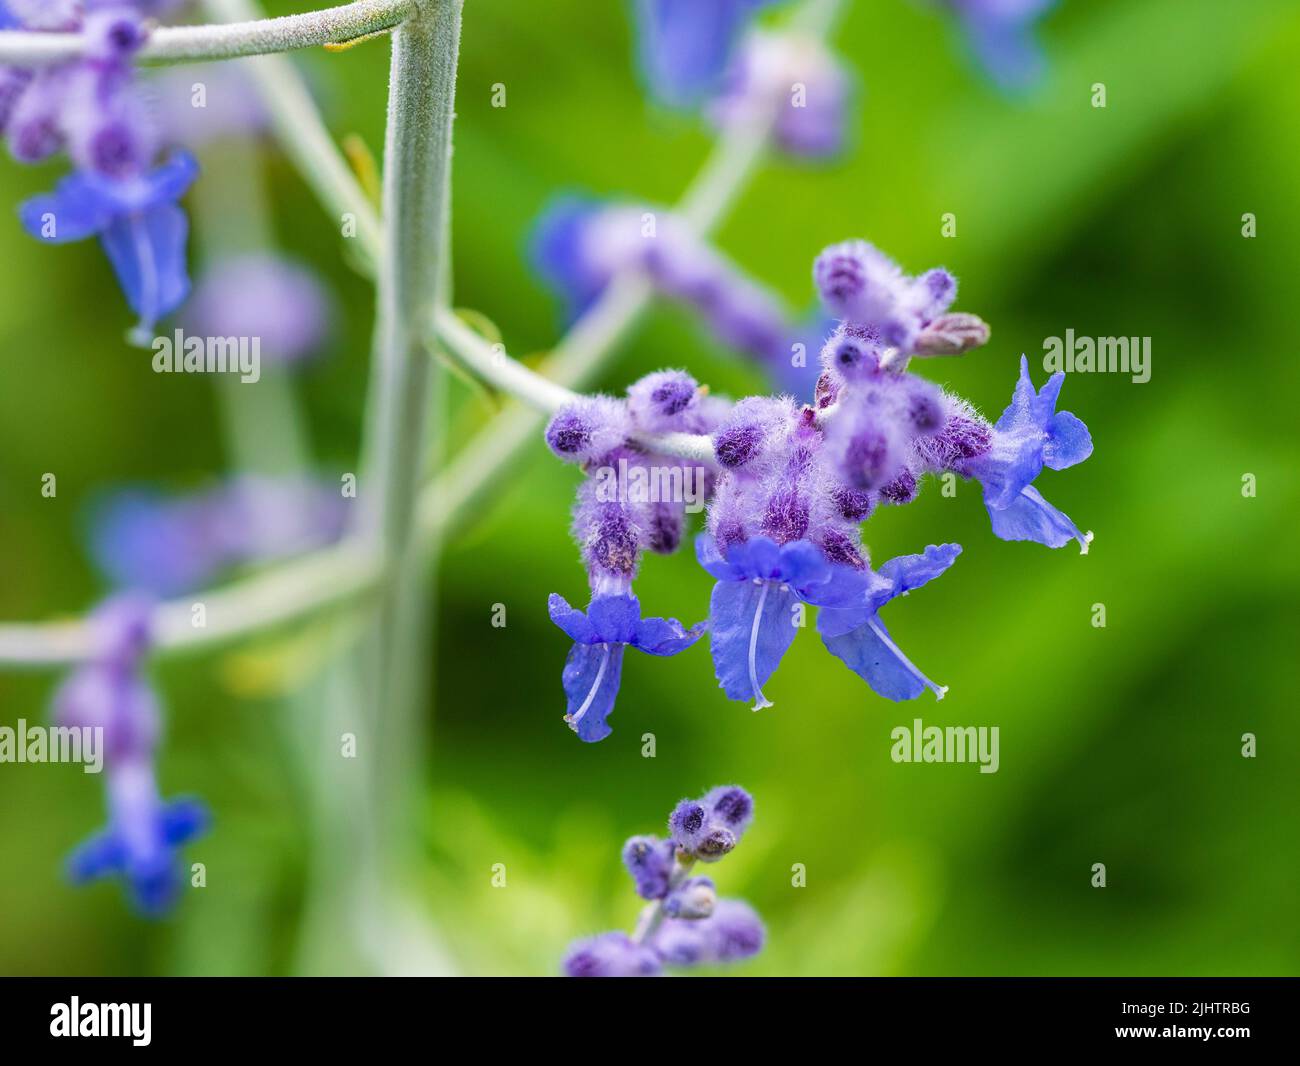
[{"left": 0, "top": 0, "right": 418, "bottom": 66}]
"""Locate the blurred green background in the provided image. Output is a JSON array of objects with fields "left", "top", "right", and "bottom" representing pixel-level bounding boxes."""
[{"left": 1, "top": 0, "right": 1298, "bottom": 976}]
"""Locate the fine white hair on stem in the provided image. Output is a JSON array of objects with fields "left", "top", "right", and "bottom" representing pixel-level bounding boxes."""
[{"left": 0, "top": 0, "right": 419, "bottom": 66}]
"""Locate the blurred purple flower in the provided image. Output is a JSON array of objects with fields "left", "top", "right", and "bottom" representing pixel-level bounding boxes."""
[
  {"left": 90, "top": 475, "right": 349, "bottom": 597},
  {"left": 184, "top": 254, "right": 332, "bottom": 367}
]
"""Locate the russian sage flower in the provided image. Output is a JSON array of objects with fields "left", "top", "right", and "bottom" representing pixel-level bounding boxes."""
[
  {"left": 631, "top": 0, "right": 776, "bottom": 108},
  {"left": 90, "top": 475, "right": 349, "bottom": 596},
  {"left": 52, "top": 595, "right": 209, "bottom": 916},
  {"left": 814, "top": 239, "right": 958, "bottom": 355},
  {"left": 564, "top": 786, "right": 763, "bottom": 977},
  {"left": 542, "top": 237, "right": 1090, "bottom": 731},
  {"left": 548, "top": 593, "right": 704, "bottom": 742},
  {"left": 530, "top": 197, "right": 804, "bottom": 384},
  {"left": 914, "top": 356, "right": 1093, "bottom": 552},
  {"left": 545, "top": 385, "right": 712, "bottom": 741},
  {"left": 818, "top": 543, "right": 961, "bottom": 700},
  {"left": 710, "top": 31, "right": 853, "bottom": 158},
  {"left": 4, "top": 3, "right": 200, "bottom": 338},
  {"left": 945, "top": 0, "right": 1057, "bottom": 91},
  {"left": 183, "top": 254, "right": 332, "bottom": 366}
]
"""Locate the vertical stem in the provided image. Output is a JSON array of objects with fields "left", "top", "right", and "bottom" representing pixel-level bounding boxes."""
[{"left": 351, "top": 0, "right": 462, "bottom": 973}]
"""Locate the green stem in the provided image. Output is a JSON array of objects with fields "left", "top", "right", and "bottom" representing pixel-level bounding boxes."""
[{"left": 348, "top": 0, "right": 463, "bottom": 975}]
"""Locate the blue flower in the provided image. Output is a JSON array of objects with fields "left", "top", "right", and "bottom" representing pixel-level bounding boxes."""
[
  {"left": 969, "top": 355, "right": 1092, "bottom": 552},
  {"left": 632, "top": 0, "right": 775, "bottom": 108},
  {"left": 696, "top": 533, "right": 878, "bottom": 709},
  {"left": 818, "top": 543, "right": 961, "bottom": 701},
  {"left": 19, "top": 150, "right": 199, "bottom": 339},
  {"left": 949, "top": 0, "right": 1057, "bottom": 92},
  {"left": 66, "top": 760, "right": 210, "bottom": 917},
  {"left": 548, "top": 592, "right": 704, "bottom": 742}
]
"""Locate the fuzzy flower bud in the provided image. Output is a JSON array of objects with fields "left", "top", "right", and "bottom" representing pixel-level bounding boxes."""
[
  {"left": 544, "top": 396, "right": 630, "bottom": 464},
  {"left": 663, "top": 876, "right": 717, "bottom": 919},
  {"left": 622, "top": 835, "right": 677, "bottom": 901},
  {"left": 562, "top": 932, "right": 661, "bottom": 978},
  {"left": 626, "top": 369, "right": 701, "bottom": 434}
]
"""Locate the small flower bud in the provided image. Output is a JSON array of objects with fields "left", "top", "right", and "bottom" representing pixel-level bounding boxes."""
[
  {"left": 668, "top": 799, "right": 708, "bottom": 851},
  {"left": 663, "top": 876, "right": 717, "bottom": 919},
  {"left": 544, "top": 396, "right": 629, "bottom": 464},
  {"left": 694, "top": 825, "right": 737, "bottom": 862},
  {"left": 704, "top": 785, "right": 754, "bottom": 835},
  {"left": 913, "top": 312, "right": 991, "bottom": 356},
  {"left": 562, "top": 932, "right": 661, "bottom": 977},
  {"left": 621, "top": 835, "right": 676, "bottom": 900},
  {"left": 626, "top": 369, "right": 700, "bottom": 434}
]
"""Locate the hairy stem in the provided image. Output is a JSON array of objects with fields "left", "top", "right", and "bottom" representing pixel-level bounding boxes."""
[
  {"left": 346, "top": 0, "right": 462, "bottom": 975},
  {"left": 0, "top": 0, "right": 418, "bottom": 66}
]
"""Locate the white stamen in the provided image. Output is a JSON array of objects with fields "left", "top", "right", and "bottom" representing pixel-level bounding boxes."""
[
  {"left": 566, "top": 643, "right": 610, "bottom": 730},
  {"left": 866, "top": 617, "right": 946, "bottom": 700},
  {"left": 748, "top": 582, "right": 774, "bottom": 711}
]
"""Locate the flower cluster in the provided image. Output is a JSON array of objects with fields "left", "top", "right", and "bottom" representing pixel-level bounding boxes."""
[
  {"left": 89, "top": 475, "right": 350, "bottom": 597},
  {"left": 543, "top": 238, "right": 1092, "bottom": 734},
  {"left": 1, "top": 1, "right": 198, "bottom": 340},
  {"left": 51, "top": 594, "right": 208, "bottom": 915},
  {"left": 563, "top": 785, "right": 764, "bottom": 976}
]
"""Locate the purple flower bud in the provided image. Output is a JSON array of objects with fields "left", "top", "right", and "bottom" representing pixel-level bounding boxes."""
[
  {"left": 912, "top": 400, "right": 994, "bottom": 473},
  {"left": 901, "top": 376, "right": 947, "bottom": 435},
  {"left": 622, "top": 835, "right": 677, "bottom": 900},
  {"left": 7, "top": 68, "right": 68, "bottom": 163},
  {"left": 183, "top": 255, "right": 332, "bottom": 366},
  {"left": 817, "top": 525, "right": 867, "bottom": 568},
  {"left": 914, "top": 311, "right": 991, "bottom": 356},
  {"left": 0, "top": 67, "right": 33, "bottom": 136},
  {"left": 711, "top": 395, "right": 794, "bottom": 470},
  {"left": 562, "top": 931, "right": 661, "bottom": 977},
  {"left": 705, "top": 899, "right": 766, "bottom": 961},
  {"left": 662, "top": 876, "right": 716, "bottom": 919},
  {"left": 83, "top": 10, "right": 149, "bottom": 62},
  {"left": 545, "top": 396, "right": 629, "bottom": 464},
  {"left": 574, "top": 484, "right": 642, "bottom": 585},
  {"left": 652, "top": 899, "right": 765, "bottom": 966},
  {"left": 712, "top": 33, "right": 854, "bottom": 159},
  {"left": 626, "top": 369, "right": 700, "bottom": 434},
  {"left": 819, "top": 322, "right": 885, "bottom": 383},
  {"left": 879, "top": 468, "right": 919, "bottom": 505},
  {"left": 832, "top": 485, "right": 874, "bottom": 521},
  {"left": 826, "top": 405, "right": 906, "bottom": 491},
  {"left": 814, "top": 241, "right": 959, "bottom": 354},
  {"left": 63, "top": 76, "right": 159, "bottom": 179},
  {"left": 694, "top": 825, "right": 737, "bottom": 862},
  {"left": 668, "top": 799, "right": 707, "bottom": 851},
  {"left": 704, "top": 784, "right": 754, "bottom": 835}
]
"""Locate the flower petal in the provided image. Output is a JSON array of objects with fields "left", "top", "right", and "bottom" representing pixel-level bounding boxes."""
[
  {"left": 986, "top": 485, "right": 1092, "bottom": 553},
  {"left": 1044, "top": 410, "right": 1093, "bottom": 470},
  {"left": 877, "top": 543, "right": 962, "bottom": 604},
  {"left": 548, "top": 593, "right": 597, "bottom": 643},
  {"left": 819, "top": 611, "right": 947, "bottom": 701},
  {"left": 19, "top": 171, "right": 114, "bottom": 244},
  {"left": 708, "top": 578, "right": 799, "bottom": 709},
  {"left": 632, "top": 614, "right": 706, "bottom": 656},
  {"left": 587, "top": 593, "right": 641, "bottom": 644},
  {"left": 560, "top": 642, "right": 625, "bottom": 743},
  {"left": 100, "top": 202, "right": 191, "bottom": 332},
  {"left": 695, "top": 533, "right": 740, "bottom": 581}
]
